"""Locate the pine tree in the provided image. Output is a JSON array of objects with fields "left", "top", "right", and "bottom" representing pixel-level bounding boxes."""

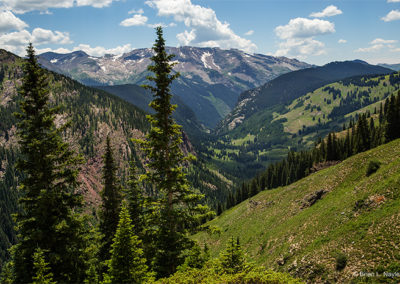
[
  {"left": 106, "top": 202, "right": 150, "bottom": 284},
  {"left": 219, "top": 237, "right": 246, "bottom": 274},
  {"left": 12, "top": 43, "right": 88, "bottom": 283},
  {"left": 124, "top": 160, "right": 144, "bottom": 237},
  {"left": 99, "top": 136, "right": 122, "bottom": 263},
  {"left": 32, "top": 249, "right": 55, "bottom": 284},
  {"left": 138, "top": 27, "right": 214, "bottom": 277}
]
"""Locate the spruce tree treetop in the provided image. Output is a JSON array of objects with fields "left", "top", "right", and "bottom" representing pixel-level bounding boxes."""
[
  {"left": 106, "top": 201, "right": 151, "bottom": 284},
  {"left": 137, "top": 27, "right": 215, "bottom": 277},
  {"left": 99, "top": 135, "right": 122, "bottom": 263}
]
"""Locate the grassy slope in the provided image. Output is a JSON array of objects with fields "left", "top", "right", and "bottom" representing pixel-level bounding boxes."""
[
  {"left": 276, "top": 73, "right": 398, "bottom": 134},
  {"left": 203, "top": 73, "right": 399, "bottom": 181},
  {"left": 196, "top": 139, "right": 400, "bottom": 283}
]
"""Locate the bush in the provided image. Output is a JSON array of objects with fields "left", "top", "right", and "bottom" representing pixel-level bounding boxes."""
[
  {"left": 366, "top": 160, "right": 381, "bottom": 176},
  {"left": 335, "top": 253, "right": 347, "bottom": 271}
]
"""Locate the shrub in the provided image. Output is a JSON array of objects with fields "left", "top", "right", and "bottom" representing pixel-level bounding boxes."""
[
  {"left": 335, "top": 253, "right": 347, "bottom": 271},
  {"left": 366, "top": 160, "right": 381, "bottom": 176}
]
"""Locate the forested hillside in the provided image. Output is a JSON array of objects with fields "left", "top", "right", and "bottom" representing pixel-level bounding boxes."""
[
  {"left": 203, "top": 71, "right": 400, "bottom": 180},
  {"left": 0, "top": 48, "right": 233, "bottom": 269}
]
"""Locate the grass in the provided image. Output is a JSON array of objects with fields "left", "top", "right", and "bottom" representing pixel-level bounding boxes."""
[
  {"left": 273, "top": 74, "right": 399, "bottom": 134},
  {"left": 195, "top": 138, "right": 400, "bottom": 283}
]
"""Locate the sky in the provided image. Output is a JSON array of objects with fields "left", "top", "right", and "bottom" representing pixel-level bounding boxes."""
[{"left": 0, "top": 0, "right": 399, "bottom": 65}]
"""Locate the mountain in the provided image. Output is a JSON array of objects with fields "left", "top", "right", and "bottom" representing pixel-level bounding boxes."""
[
  {"left": 204, "top": 71, "right": 400, "bottom": 180},
  {"left": 0, "top": 49, "right": 233, "bottom": 267},
  {"left": 95, "top": 84, "right": 205, "bottom": 136},
  {"left": 196, "top": 138, "right": 400, "bottom": 283},
  {"left": 218, "top": 61, "right": 393, "bottom": 133},
  {"left": 378, "top": 63, "right": 400, "bottom": 71},
  {"left": 38, "top": 47, "right": 311, "bottom": 128}
]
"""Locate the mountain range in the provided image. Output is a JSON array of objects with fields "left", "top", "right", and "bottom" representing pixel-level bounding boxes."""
[{"left": 38, "top": 47, "right": 311, "bottom": 128}]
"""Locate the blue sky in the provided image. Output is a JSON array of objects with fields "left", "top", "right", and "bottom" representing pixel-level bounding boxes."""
[{"left": 0, "top": 0, "right": 399, "bottom": 65}]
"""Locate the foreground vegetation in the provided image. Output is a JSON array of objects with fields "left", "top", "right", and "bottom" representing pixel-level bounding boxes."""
[{"left": 196, "top": 138, "right": 400, "bottom": 283}]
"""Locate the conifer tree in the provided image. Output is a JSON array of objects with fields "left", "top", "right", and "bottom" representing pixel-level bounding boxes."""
[
  {"left": 32, "top": 249, "right": 55, "bottom": 284},
  {"left": 219, "top": 237, "right": 246, "bottom": 274},
  {"left": 106, "top": 202, "right": 150, "bottom": 284},
  {"left": 99, "top": 136, "right": 122, "bottom": 263},
  {"left": 138, "top": 27, "right": 214, "bottom": 277},
  {"left": 124, "top": 160, "right": 144, "bottom": 236},
  {"left": 13, "top": 43, "right": 88, "bottom": 283}
]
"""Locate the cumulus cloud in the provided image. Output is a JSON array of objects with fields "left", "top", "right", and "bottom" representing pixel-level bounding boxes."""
[
  {"left": 275, "top": 38, "right": 325, "bottom": 59},
  {"left": 145, "top": 0, "right": 257, "bottom": 52},
  {"left": 31, "top": 28, "right": 72, "bottom": 45},
  {"left": 382, "top": 10, "right": 400, "bottom": 22},
  {"left": 0, "top": 27, "right": 72, "bottom": 55},
  {"left": 0, "top": 10, "right": 28, "bottom": 34},
  {"left": 356, "top": 38, "right": 398, "bottom": 52},
  {"left": 72, "top": 43, "right": 133, "bottom": 56},
  {"left": 120, "top": 14, "right": 148, "bottom": 27},
  {"left": 274, "top": 17, "right": 335, "bottom": 58},
  {"left": 275, "top": 18, "right": 335, "bottom": 39},
  {"left": 2, "top": 0, "right": 119, "bottom": 14},
  {"left": 310, "top": 5, "right": 342, "bottom": 18},
  {"left": 338, "top": 39, "right": 347, "bottom": 44},
  {"left": 244, "top": 30, "right": 254, "bottom": 36},
  {"left": 388, "top": 0, "right": 400, "bottom": 2},
  {"left": 34, "top": 43, "right": 134, "bottom": 57},
  {"left": 128, "top": 8, "right": 144, "bottom": 14},
  {"left": 371, "top": 38, "right": 397, "bottom": 45}
]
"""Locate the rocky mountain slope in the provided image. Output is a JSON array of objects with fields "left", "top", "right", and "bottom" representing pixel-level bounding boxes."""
[
  {"left": 38, "top": 47, "right": 311, "bottom": 128},
  {"left": 95, "top": 84, "right": 205, "bottom": 136},
  {"left": 196, "top": 138, "right": 400, "bottom": 283}
]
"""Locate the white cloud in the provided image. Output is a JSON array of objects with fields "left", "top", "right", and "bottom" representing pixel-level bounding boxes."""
[
  {"left": 356, "top": 44, "right": 385, "bottom": 53},
  {"left": 32, "top": 28, "right": 72, "bottom": 45},
  {"left": 274, "top": 17, "right": 335, "bottom": 59},
  {"left": 356, "top": 38, "right": 399, "bottom": 52},
  {"left": 0, "top": 10, "right": 28, "bottom": 34},
  {"left": 147, "top": 22, "right": 176, "bottom": 28},
  {"left": 371, "top": 38, "right": 397, "bottom": 45},
  {"left": 338, "top": 39, "right": 347, "bottom": 44},
  {"left": 310, "top": 5, "right": 342, "bottom": 18},
  {"left": 275, "top": 18, "right": 335, "bottom": 39},
  {"left": 275, "top": 38, "right": 325, "bottom": 59},
  {"left": 36, "top": 43, "right": 134, "bottom": 57},
  {"left": 0, "top": 27, "right": 72, "bottom": 55},
  {"left": 388, "top": 0, "right": 400, "bottom": 3},
  {"left": 145, "top": 0, "right": 257, "bottom": 52},
  {"left": 3, "top": 0, "right": 119, "bottom": 14},
  {"left": 75, "top": 0, "right": 117, "bottom": 8},
  {"left": 72, "top": 43, "right": 133, "bottom": 56},
  {"left": 244, "top": 30, "right": 254, "bottom": 36},
  {"left": 128, "top": 8, "right": 144, "bottom": 14},
  {"left": 120, "top": 14, "right": 148, "bottom": 27},
  {"left": 382, "top": 10, "right": 400, "bottom": 22}
]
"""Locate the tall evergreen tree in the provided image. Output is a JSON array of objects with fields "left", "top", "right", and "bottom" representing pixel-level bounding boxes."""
[
  {"left": 99, "top": 136, "right": 122, "bottom": 263},
  {"left": 105, "top": 202, "right": 150, "bottom": 284},
  {"left": 124, "top": 160, "right": 144, "bottom": 237},
  {"left": 12, "top": 43, "right": 88, "bottom": 283},
  {"left": 138, "top": 27, "right": 214, "bottom": 277}
]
